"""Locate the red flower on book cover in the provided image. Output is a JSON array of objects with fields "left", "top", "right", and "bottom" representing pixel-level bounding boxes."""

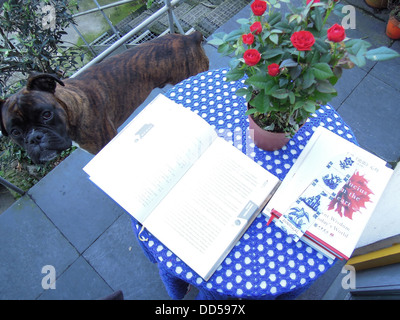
[{"left": 328, "top": 171, "right": 374, "bottom": 219}]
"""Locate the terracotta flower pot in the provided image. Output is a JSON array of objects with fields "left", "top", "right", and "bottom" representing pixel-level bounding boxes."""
[
  {"left": 386, "top": 16, "right": 400, "bottom": 39},
  {"left": 365, "top": 0, "right": 388, "bottom": 8},
  {"left": 248, "top": 114, "right": 290, "bottom": 151}
]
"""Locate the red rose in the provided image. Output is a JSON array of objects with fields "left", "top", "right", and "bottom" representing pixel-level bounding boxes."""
[
  {"left": 290, "top": 31, "right": 315, "bottom": 51},
  {"left": 306, "top": 0, "right": 320, "bottom": 4},
  {"left": 243, "top": 49, "right": 261, "bottom": 66},
  {"left": 251, "top": 0, "right": 267, "bottom": 16},
  {"left": 242, "top": 33, "right": 255, "bottom": 45},
  {"left": 267, "top": 63, "right": 280, "bottom": 76},
  {"left": 327, "top": 23, "right": 346, "bottom": 42},
  {"left": 250, "top": 21, "right": 262, "bottom": 35}
]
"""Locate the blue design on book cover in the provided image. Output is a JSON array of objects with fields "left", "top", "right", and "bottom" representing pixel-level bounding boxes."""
[
  {"left": 286, "top": 207, "right": 310, "bottom": 232},
  {"left": 300, "top": 191, "right": 328, "bottom": 213},
  {"left": 339, "top": 156, "right": 354, "bottom": 170},
  {"left": 322, "top": 174, "right": 342, "bottom": 190}
]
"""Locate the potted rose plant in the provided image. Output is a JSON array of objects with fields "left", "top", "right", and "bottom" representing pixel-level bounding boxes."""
[{"left": 209, "top": 0, "right": 400, "bottom": 151}]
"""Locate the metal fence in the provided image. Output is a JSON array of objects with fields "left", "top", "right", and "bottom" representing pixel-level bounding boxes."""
[{"left": 71, "top": 0, "right": 184, "bottom": 77}]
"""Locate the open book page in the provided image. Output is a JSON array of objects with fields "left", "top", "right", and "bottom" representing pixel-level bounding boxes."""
[
  {"left": 83, "top": 94, "right": 217, "bottom": 223},
  {"left": 144, "top": 138, "right": 280, "bottom": 280}
]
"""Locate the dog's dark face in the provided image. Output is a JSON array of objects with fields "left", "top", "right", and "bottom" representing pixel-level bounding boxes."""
[{"left": 0, "top": 74, "right": 72, "bottom": 164}]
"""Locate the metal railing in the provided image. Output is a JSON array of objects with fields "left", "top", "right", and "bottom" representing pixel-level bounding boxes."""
[
  {"left": 0, "top": 175, "right": 25, "bottom": 196},
  {"left": 71, "top": 0, "right": 184, "bottom": 77}
]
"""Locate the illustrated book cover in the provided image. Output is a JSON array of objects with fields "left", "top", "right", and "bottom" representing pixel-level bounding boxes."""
[{"left": 263, "top": 126, "right": 393, "bottom": 260}]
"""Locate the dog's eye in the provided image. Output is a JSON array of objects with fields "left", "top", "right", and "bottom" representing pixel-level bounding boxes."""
[
  {"left": 42, "top": 111, "right": 53, "bottom": 121},
  {"left": 11, "top": 129, "right": 21, "bottom": 137}
]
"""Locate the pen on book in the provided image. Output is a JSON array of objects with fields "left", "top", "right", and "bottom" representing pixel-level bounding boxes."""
[{"left": 267, "top": 209, "right": 282, "bottom": 226}]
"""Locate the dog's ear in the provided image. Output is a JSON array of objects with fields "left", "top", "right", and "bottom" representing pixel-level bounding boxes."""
[
  {"left": 26, "top": 73, "right": 65, "bottom": 94},
  {"left": 0, "top": 99, "right": 8, "bottom": 136}
]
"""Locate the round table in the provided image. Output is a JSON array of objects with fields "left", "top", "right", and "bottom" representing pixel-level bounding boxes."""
[{"left": 131, "top": 68, "right": 358, "bottom": 300}]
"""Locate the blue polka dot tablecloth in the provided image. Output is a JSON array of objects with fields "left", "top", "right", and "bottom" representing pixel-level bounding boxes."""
[{"left": 131, "top": 68, "right": 358, "bottom": 300}]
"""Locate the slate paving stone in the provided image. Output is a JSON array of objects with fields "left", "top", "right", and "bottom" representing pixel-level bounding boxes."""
[
  {"left": 82, "top": 213, "right": 172, "bottom": 300},
  {"left": 337, "top": 74, "right": 400, "bottom": 163},
  {"left": 0, "top": 184, "right": 15, "bottom": 214},
  {"left": 38, "top": 256, "right": 113, "bottom": 300},
  {"left": 0, "top": 196, "right": 78, "bottom": 300},
  {"left": 203, "top": 44, "right": 231, "bottom": 70},
  {"left": 370, "top": 41, "right": 400, "bottom": 92},
  {"left": 28, "top": 148, "right": 125, "bottom": 253},
  {"left": 330, "top": 66, "right": 367, "bottom": 110}
]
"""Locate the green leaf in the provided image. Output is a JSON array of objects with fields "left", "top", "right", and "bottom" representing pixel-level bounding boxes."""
[
  {"left": 245, "top": 108, "right": 258, "bottom": 116},
  {"left": 225, "top": 68, "right": 245, "bottom": 81},
  {"left": 345, "top": 39, "right": 371, "bottom": 55},
  {"left": 313, "top": 38, "right": 329, "bottom": 54},
  {"left": 313, "top": 7, "right": 323, "bottom": 31},
  {"left": 289, "top": 65, "right": 302, "bottom": 80},
  {"left": 245, "top": 76, "right": 277, "bottom": 94},
  {"left": 236, "top": 18, "right": 250, "bottom": 25},
  {"left": 312, "top": 63, "right": 334, "bottom": 80},
  {"left": 280, "top": 59, "right": 298, "bottom": 68},
  {"left": 288, "top": 14, "right": 301, "bottom": 24},
  {"left": 348, "top": 53, "right": 366, "bottom": 67},
  {"left": 313, "top": 91, "right": 336, "bottom": 104},
  {"left": 217, "top": 42, "right": 234, "bottom": 56},
  {"left": 234, "top": 88, "right": 248, "bottom": 96},
  {"left": 302, "top": 69, "right": 315, "bottom": 89},
  {"left": 229, "top": 57, "right": 241, "bottom": 69},
  {"left": 207, "top": 38, "right": 225, "bottom": 46},
  {"left": 249, "top": 91, "right": 270, "bottom": 113},
  {"left": 365, "top": 47, "right": 400, "bottom": 61},
  {"left": 263, "top": 48, "right": 284, "bottom": 59},
  {"left": 333, "top": 3, "right": 346, "bottom": 18},
  {"left": 303, "top": 100, "right": 317, "bottom": 113},
  {"left": 269, "top": 33, "right": 279, "bottom": 45},
  {"left": 293, "top": 100, "right": 316, "bottom": 113},
  {"left": 331, "top": 67, "right": 342, "bottom": 85},
  {"left": 319, "top": 53, "right": 332, "bottom": 64},
  {"left": 235, "top": 87, "right": 252, "bottom": 99},
  {"left": 271, "top": 89, "right": 289, "bottom": 99},
  {"left": 289, "top": 91, "right": 295, "bottom": 104},
  {"left": 316, "top": 80, "right": 337, "bottom": 93},
  {"left": 279, "top": 77, "right": 289, "bottom": 88},
  {"left": 225, "top": 29, "right": 244, "bottom": 42},
  {"left": 208, "top": 32, "right": 225, "bottom": 40},
  {"left": 268, "top": 12, "right": 282, "bottom": 25}
]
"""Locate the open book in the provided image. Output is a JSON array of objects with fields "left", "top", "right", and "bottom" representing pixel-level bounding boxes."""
[
  {"left": 83, "top": 94, "right": 281, "bottom": 280},
  {"left": 84, "top": 94, "right": 393, "bottom": 279}
]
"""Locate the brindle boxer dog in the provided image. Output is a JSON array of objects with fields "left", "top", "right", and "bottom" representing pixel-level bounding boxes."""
[{"left": 0, "top": 31, "right": 209, "bottom": 164}]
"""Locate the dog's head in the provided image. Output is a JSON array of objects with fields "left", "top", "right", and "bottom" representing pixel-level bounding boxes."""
[{"left": 0, "top": 73, "right": 72, "bottom": 164}]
